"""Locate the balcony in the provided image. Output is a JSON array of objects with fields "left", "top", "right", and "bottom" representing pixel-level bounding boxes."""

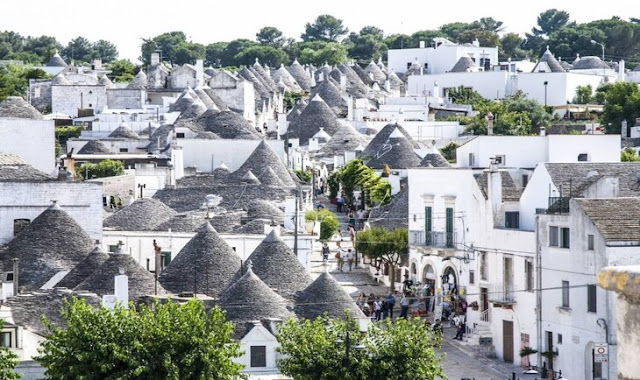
[
  {"left": 409, "top": 230, "right": 456, "bottom": 249},
  {"left": 547, "top": 196, "right": 570, "bottom": 214},
  {"left": 488, "top": 284, "right": 517, "bottom": 307}
]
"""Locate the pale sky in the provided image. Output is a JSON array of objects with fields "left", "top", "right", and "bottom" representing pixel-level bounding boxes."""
[{"left": 1, "top": 0, "right": 634, "bottom": 63}]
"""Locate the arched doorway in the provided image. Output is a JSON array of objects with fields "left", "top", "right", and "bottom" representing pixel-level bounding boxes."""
[
  {"left": 422, "top": 263, "right": 436, "bottom": 312},
  {"left": 442, "top": 265, "right": 458, "bottom": 296},
  {"left": 410, "top": 262, "right": 418, "bottom": 283}
]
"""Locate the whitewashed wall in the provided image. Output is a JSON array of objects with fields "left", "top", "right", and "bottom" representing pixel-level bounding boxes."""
[{"left": 0, "top": 119, "right": 55, "bottom": 175}]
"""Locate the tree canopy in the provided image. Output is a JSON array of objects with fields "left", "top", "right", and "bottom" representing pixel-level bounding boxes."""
[
  {"left": 36, "top": 298, "right": 243, "bottom": 380},
  {"left": 301, "top": 15, "right": 349, "bottom": 42},
  {"left": 77, "top": 159, "right": 125, "bottom": 180},
  {"left": 276, "top": 314, "right": 444, "bottom": 380},
  {"left": 356, "top": 227, "right": 408, "bottom": 290},
  {"left": 598, "top": 82, "right": 640, "bottom": 135}
]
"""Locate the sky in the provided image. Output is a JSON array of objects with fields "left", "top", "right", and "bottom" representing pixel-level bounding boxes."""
[{"left": 1, "top": 0, "right": 634, "bottom": 63}]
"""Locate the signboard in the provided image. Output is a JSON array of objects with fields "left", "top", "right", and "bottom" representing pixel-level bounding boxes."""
[{"left": 594, "top": 343, "right": 608, "bottom": 363}]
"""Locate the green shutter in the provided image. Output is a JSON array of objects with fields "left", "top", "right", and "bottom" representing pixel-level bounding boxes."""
[
  {"left": 425, "top": 206, "right": 432, "bottom": 245},
  {"left": 446, "top": 208, "right": 454, "bottom": 248}
]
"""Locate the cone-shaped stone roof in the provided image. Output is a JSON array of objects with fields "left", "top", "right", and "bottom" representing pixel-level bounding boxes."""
[
  {"left": 126, "top": 70, "right": 148, "bottom": 89},
  {"left": 233, "top": 140, "right": 296, "bottom": 186},
  {"left": 159, "top": 222, "right": 242, "bottom": 297},
  {"left": 104, "top": 198, "right": 177, "bottom": 231},
  {"left": 199, "top": 110, "right": 261, "bottom": 140},
  {"left": 193, "top": 87, "right": 220, "bottom": 111},
  {"left": 318, "top": 123, "right": 368, "bottom": 158},
  {"left": 365, "top": 127, "right": 422, "bottom": 169},
  {"left": 57, "top": 245, "right": 110, "bottom": 289},
  {"left": 286, "top": 98, "right": 308, "bottom": 123},
  {"left": 246, "top": 200, "right": 284, "bottom": 222},
  {"left": 272, "top": 64, "right": 302, "bottom": 93},
  {"left": 240, "top": 230, "right": 312, "bottom": 298},
  {"left": 295, "top": 272, "right": 365, "bottom": 320},
  {"left": 75, "top": 249, "right": 166, "bottom": 299},
  {"left": 78, "top": 140, "right": 111, "bottom": 154},
  {"left": 46, "top": 51, "right": 67, "bottom": 67},
  {"left": 257, "top": 167, "right": 285, "bottom": 187},
  {"left": 51, "top": 73, "right": 71, "bottom": 86},
  {"left": 365, "top": 61, "right": 387, "bottom": 85},
  {"left": 108, "top": 122, "right": 141, "bottom": 139},
  {"left": 450, "top": 56, "right": 476, "bottom": 72},
  {"left": 202, "top": 87, "right": 229, "bottom": 111},
  {"left": 420, "top": 151, "right": 451, "bottom": 168},
  {"left": 0, "top": 203, "right": 93, "bottom": 290},
  {"left": 287, "top": 95, "right": 341, "bottom": 145},
  {"left": 572, "top": 56, "right": 611, "bottom": 70},
  {"left": 241, "top": 170, "right": 261, "bottom": 185},
  {"left": 533, "top": 48, "right": 565, "bottom": 73},
  {"left": 352, "top": 64, "right": 375, "bottom": 86},
  {"left": 310, "top": 80, "right": 347, "bottom": 117},
  {"left": 99, "top": 75, "right": 116, "bottom": 89},
  {"left": 251, "top": 61, "right": 278, "bottom": 92},
  {"left": 287, "top": 60, "right": 312, "bottom": 92},
  {"left": 0, "top": 96, "right": 44, "bottom": 120}
]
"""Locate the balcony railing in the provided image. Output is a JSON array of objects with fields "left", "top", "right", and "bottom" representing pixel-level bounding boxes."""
[
  {"left": 547, "top": 196, "right": 570, "bottom": 214},
  {"left": 409, "top": 230, "right": 456, "bottom": 248},
  {"left": 488, "top": 284, "right": 517, "bottom": 305}
]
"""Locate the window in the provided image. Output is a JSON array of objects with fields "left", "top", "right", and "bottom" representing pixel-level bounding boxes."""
[
  {"left": 525, "top": 260, "right": 534, "bottom": 292},
  {"left": 560, "top": 228, "right": 570, "bottom": 248},
  {"left": 250, "top": 346, "right": 267, "bottom": 367},
  {"left": 494, "top": 155, "right": 506, "bottom": 165},
  {"left": 549, "top": 226, "right": 559, "bottom": 247},
  {"left": 505, "top": 212, "right": 520, "bottom": 229},
  {"left": 469, "top": 270, "right": 475, "bottom": 285},
  {"left": 119, "top": 148, "right": 128, "bottom": 153},
  {"left": 176, "top": 132, "right": 185, "bottom": 138},
  {"left": 588, "top": 234, "right": 594, "bottom": 250},
  {"left": 522, "top": 174, "right": 529, "bottom": 188},
  {"left": 480, "top": 252, "right": 488, "bottom": 281},
  {"left": 588, "top": 284, "right": 597, "bottom": 312},
  {"left": 423, "top": 63, "right": 428, "bottom": 70},
  {"left": 406, "top": 62, "right": 412, "bottom": 70},
  {"left": 425, "top": 206, "right": 432, "bottom": 245},
  {"left": 13, "top": 219, "right": 30, "bottom": 236},
  {"left": 558, "top": 334, "right": 563, "bottom": 344},
  {"left": 108, "top": 245, "right": 118, "bottom": 253},
  {"left": 468, "top": 153, "right": 475, "bottom": 166},
  {"left": 0, "top": 332, "right": 11, "bottom": 348},
  {"left": 578, "top": 153, "right": 589, "bottom": 162},
  {"left": 562, "top": 281, "right": 570, "bottom": 308},
  {"left": 162, "top": 251, "right": 172, "bottom": 268},
  {"left": 445, "top": 207, "right": 454, "bottom": 248}
]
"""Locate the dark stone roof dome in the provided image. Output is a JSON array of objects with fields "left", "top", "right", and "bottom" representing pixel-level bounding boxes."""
[
  {"left": 103, "top": 198, "right": 177, "bottom": 231},
  {"left": 295, "top": 272, "right": 365, "bottom": 320},
  {"left": 199, "top": 110, "right": 261, "bottom": 140},
  {"left": 365, "top": 127, "right": 422, "bottom": 169},
  {"left": 233, "top": 140, "right": 296, "bottom": 186},
  {"left": 310, "top": 80, "right": 347, "bottom": 117},
  {"left": 78, "top": 140, "right": 111, "bottom": 154},
  {"left": 0, "top": 96, "right": 44, "bottom": 120},
  {"left": 287, "top": 95, "right": 341, "bottom": 145},
  {"left": 572, "top": 56, "right": 611, "bottom": 70},
  {"left": 57, "top": 245, "right": 110, "bottom": 289}
]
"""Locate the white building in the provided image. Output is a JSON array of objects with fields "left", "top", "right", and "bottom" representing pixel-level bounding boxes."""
[{"left": 388, "top": 38, "right": 499, "bottom": 75}]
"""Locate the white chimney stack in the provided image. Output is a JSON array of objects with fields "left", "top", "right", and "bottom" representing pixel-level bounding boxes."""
[
  {"left": 419, "top": 41, "right": 426, "bottom": 49},
  {"left": 195, "top": 59, "right": 204, "bottom": 88},
  {"left": 151, "top": 53, "right": 160, "bottom": 66},
  {"left": 619, "top": 59, "right": 625, "bottom": 82},
  {"left": 540, "top": 127, "right": 546, "bottom": 137},
  {"left": 114, "top": 268, "right": 129, "bottom": 309}
]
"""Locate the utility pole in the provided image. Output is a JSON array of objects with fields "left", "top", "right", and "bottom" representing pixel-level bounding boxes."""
[{"left": 294, "top": 186, "right": 299, "bottom": 256}]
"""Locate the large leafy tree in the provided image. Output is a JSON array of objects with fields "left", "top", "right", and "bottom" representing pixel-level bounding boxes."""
[
  {"left": 276, "top": 315, "right": 444, "bottom": 380},
  {"left": 439, "top": 22, "right": 472, "bottom": 42},
  {"left": 205, "top": 42, "right": 228, "bottom": 68},
  {"left": 256, "top": 26, "right": 285, "bottom": 47},
  {"left": 62, "top": 36, "right": 94, "bottom": 63},
  {"left": 36, "top": 298, "right": 243, "bottom": 380},
  {"left": 234, "top": 45, "right": 289, "bottom": 67},
  {"left": 76, "top": 159, "right": 124, "bottom": 180},
  {"left": 107, "top": 59, "right": 136, "bottom": 82},
  {"left": 305, "top": 209, "right": 339, "bottom": 241},
  {"left": 301, "top": 14, "right": 348, "bottom": 42},
  {"left": 140, "top": 31, "right": 188, "bottom": 65},
  {"left": 533, "top": 9, "right": 571, "bottom": 37},
  {"left": 356, "top": 227, "right": 408, "bottom": 290},
  {"left": 346, "top": 26, "right": 387, "bottom": 64},
  {"left": 0, "top": 64, "right": 48, "bottom": 100},
  {"left": 24, "top": 36, "right": 62, "bottom": 63},
  {"left": 500, "top": 33, "right": 530, "bottom": 61},
  {"left": 92, "top": 39, "right": 118, "bottom": 62},
  {"left": 336, "top": 159, "right": 391, "bottom": 206},
  {"left": 298, "top": 41, "right": 347, "bottom": 66},
  {"left": 599, "top": 82, "right": 640, "bottom": 135},
  {"left": 172, "top": 42, "right": 205, "bottom": 65}
]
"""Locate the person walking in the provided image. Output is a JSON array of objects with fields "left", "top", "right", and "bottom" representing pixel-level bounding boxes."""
[
  {"left": 454, "top": 313, "right": 466, "bottom": 340},
  {"left": 400, "top": 293, "right": 410, "bottom": 318},
  {"left": 336, "top": 194, "right": 344, "bottom": 213},
  {"left": 336, "top": 248, "right": 345, "bottom": 272},
  {"left": 374, "top": 298, "right": 382, "bottom": 321},
  {"left": 346, "top": 248, "right": 355, "bottom": 271},
  {"left": 321, "top": 242, "right": 330, "bottom": 262},
  {"left": 386, "top": 292, "right": 396, "bottom": 319},
  {"left": 381, "top": 300, "right": 389, "bottom": 319}
]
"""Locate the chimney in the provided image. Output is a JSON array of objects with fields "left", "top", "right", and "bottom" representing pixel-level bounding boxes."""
[
  {"left": 433, "top": 81, "right": 440, "bottom": 97},
  {"left": 12, "top": 258, "right": 19, "bottom": 296},
  {"left": 622, "top": 120, "right": 628, "bottom": 139},
  {"left": 277, "top": 112, "right": 288, "bottom": 136},
  {"left": 347, "top": 96, "right": 354, "bottom": 120},
  {"left": 419, "top": 41, "right": 426, "bottom": 49},
  {"left": 384, "top": 79, "right": 391, "bottom": 92},
  {"left": 486, "top": 112, "right": 494, "bottom": 135},
  {"left": 618, "top": 59, "right": 625, "bottom": 82},
  {"left": 340, "top": 74, "right": 347, "bottom": 91},
  {"left": 539, "top": 127, "right": 546, "bottom": 137},
  {"left": 151, "top": 53, "right": 160, "bottom": 66},
  {"left": 195, "top": 59, "right": 204, "bottom": 88},
  {"left": 487, "top": 166, "right": 503, "bottom": 225},
  {"left": 114, "top": 267, "right": 129, "bottom": 309}
]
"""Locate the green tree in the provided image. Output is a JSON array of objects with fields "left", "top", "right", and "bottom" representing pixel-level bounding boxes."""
[
  {"left": 447, "top": 86, "right": 486, "bottom": 107},
  {"left": 76, "top": 159, "right": 124, "bottom": 180},
  {"left": 346, "top": 27, "right": 388, "bottom": 64},
  {"left": 92, "top": 39, "right": 118, "bottom": 62},
  {"left": 234, "top": 45, "right": 289, "bottom": 67},
  {"left": 548, "top": 24, "right": 606, "bottom": 60},
  {"left": 205, "top": 42, "right": 228, "bottom": 68},
  {"left": 305, "top": 209, "right": 339, "bottom": 241},
  {"left": 457, "top": 29, "right": 501, "bottom": 50},
  {"left": 256, "top": 26, "right": 286, "bottom": 47},
  {"left": 276, "top": 315, "right": 444, "bottom": 380},
  {"left": 356, "top": 227, "right": 408, "bottom": 290},
  {"left": 140, "top": 31, "right": 187, "bottom": 65},
  {"left": 439, "top": 142, "right": 459, "bottom": 163},
  {"left": 533, "top": 9, "right": 571, "bottom": 37},
  {"left": 62, "top": 36, "right": 93, "bottom": 63},
  {"left": 107, "top": 59, "right": 136, "bottom": 82},
  {"left": 172, "top": 42, "right": 205, "bottom": 65},
  {"left": 383, "top": 34, "right": 412, "bottom": 50},
  {"left": 222, "top": 39, "right": 258, "bottom": 67},
  {"left": 0, "top": 320, "right": 20, "bottom": 379},
  {"left": 36, "top": 298, "right": 243, "bottom": 380},
  {"left": 500, "top": 33, "right": 531, "bottom": 61},
  {"left": 471, "top": 17, "right": 505, "bottom": 33},
  {"left": 573, "top": 85, "right": 594, "bottom": 104},
  {"left": 621, "top": 147, "right": 640, "bottom": 162},
  {"left": 600, "top": 82, "right": 640, "bottom": 135},
  {"left": 301, "top": 14, "right": 348, "bottom": 42},
  {"left": 24, "top": 35, "right": 62, "bottom": 63},
  {"left": 407, "top": 30, "right": 445, "bottom": 48},
  {"left": 336, "top": 159, "right": 391, "bottom": 206},
  {"left": 298, "top": 42, "right": 347, "bottom": 66},
  {"left": 439, "top": 22, "right": 472, "bottom": 41},
  {"left": 0, "top": 64, "right": 48, "bottom": 100}
]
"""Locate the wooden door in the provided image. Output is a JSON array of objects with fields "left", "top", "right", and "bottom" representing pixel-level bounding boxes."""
[{"left": 503, "top": 320, "right": 514, "bottom": 363}]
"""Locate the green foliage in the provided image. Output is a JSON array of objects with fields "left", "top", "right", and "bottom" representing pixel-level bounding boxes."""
[
  {"left": 533, "top": 9, "right": 571, "bottom": 37},
  {"left": 305, "top": 209, "right": 339, "bottom": 241},
  {"left": 284, "top": 91, "right": 305, "bottom": 111},
  {"left": 294, "top": 169, "right": 312, "bottom": 183},
  {"left": 500, "top": 32, "right": 530, "bottom": 61},
  {"left": 0, "top": 64, "right": 48, "bottom": 100},
  {"left": 345, "top": 26, "right": 388, "bottom": 64},
  {"left": 0, "top": 320, "right": 20, "bottom": 379},
  {"left": 573, "top": 85, "right": 594, "bottom": 104},
  {"left": 301, "top": 14, "right": 349, "bottom": 42},
  {"left": 92, "top": 40, "right": 119, "bottom": 63},
  {"left": 447, "top": 86, "right": 486, "bottom": 107},
  {"left": 256, "top": 27, "right": 286, "bottom": 47},
  {"left": 0, "top": 32, "right": 62, "bottom": 64},
  {"left": 439, "top": 142, "right": 459, "bottom": 163},
  {"left": 61, "top": 36, "right": 93, "bottom": 64},
  {"left": 276, "top": 315, "right": 444, "bottom": 380},
  {"left": 335, "top": 159, "right": 391, "bottom": 206},
  {"left": 107, "top": 59, "right": 136, "bottom": 82},
  {"left": 356, "top": 227, "right": 408, "bottom": 289},
  {"left": 140, "top": 31, "right": 188, "bottom": 65},
  {"left": 36, "top": 298, "right": 243, "bottom": 380},
  {"left": 327, "top": 172, "right": 340, "bottom": 199},
  {"left": 298, "top": 42, "right": 347, "bottom": 66},
  {"left": 76, "top": 159, "right": 124, "bottom": 180},
  {"left": 621, "top": 147, "right": 640, "bottom": 162},
  {"left": 55, "top": 125, "right": 82, "bottom": 152},
  {"left": 599, "top": 82, "right": 640, "bottom": 135},
  {"left": 234, "top": 45, "right": 289, "bottom": 67}
]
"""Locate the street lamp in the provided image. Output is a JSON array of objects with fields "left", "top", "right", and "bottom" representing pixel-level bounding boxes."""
[
  {"left": 590, "top": 40, "right": 605, "bottom": 62},
  {"left": 543, "top": 81, "right": 549, "bottom": 107},
  {"left": 336, "top": 331, "right": 365, "bottom": 369}
]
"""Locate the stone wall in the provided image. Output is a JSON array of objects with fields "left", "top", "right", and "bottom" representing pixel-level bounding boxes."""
[
  {"left": 52, "top": 85, "right": 107, "bottom": 117},
  {"left": 88, "top": 173, "right": 135, "bottom": 203},
  {"left": 107, "top": 89, "right": 146, "bottom": 110},
  {"left": 28, "top": 79, "right": 52, "bottom": 112}
]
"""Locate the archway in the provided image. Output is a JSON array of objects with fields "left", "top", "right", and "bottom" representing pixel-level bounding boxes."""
[
  {"left": 442, "top": 265, "right": 458, "bottom": 296},
  {"left": 422, "top": 263, "right": 437, "bottom": 313},
  {"left": 410, "top": 262, "right": 418, "bottom": 283}
]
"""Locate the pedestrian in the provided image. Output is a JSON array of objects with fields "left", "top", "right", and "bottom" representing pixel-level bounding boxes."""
[
  {"left": 346, "top": 248, "right": 355, "bottom": 271},
  {"left": 400, "top": 293, "right": 410, "bottom": 318},
  {"left": 386, "top": 292, "right": 396, "bottom": 318},
  {"left": 453, "top": 314, "right": 462, "bottom": 339},
  {"left": 348, "top": 225, "right": 355, "bottom": 242},
  {"left": 421, "top": 283, "right": 430, "bottom": 314},
  {"left": 321, "top": 242, "right": 330, "bottom": 262},
  {"left": 374, "top": 298, "right": 382, "bottom": 321},
  {"left": 367, "top": 293, "right": 375, "bottom": 313},
  {"left": 381, "top": 300, "right": 389, "bottom": 319},
  {"left": 454, "top": 314, "right": 466, "bottom": 340},
  {"left": 336, "top": 194, "right": 344, "bottom": 213},
  {"left": 336, "top": 249, "right": 345, "bottom": 272}
]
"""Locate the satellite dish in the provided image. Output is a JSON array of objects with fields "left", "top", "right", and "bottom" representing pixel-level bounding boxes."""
[{"left": 627, "top": 171, "right": 640, "bottom": 191}]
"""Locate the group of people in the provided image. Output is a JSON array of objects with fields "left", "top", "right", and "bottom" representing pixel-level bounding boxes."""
[
  {"left": 357, "top": 291, "right": 412, "bottom": 320},
  {"left": 321, "top": 242, "right": 356, "bottom": 272}
]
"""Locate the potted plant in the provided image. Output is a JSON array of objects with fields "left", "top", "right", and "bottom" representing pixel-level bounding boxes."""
[
  {"left": 519, "top": 346, "right": 538, "bottom": 373},
  {"left": 541, "top": 349, "right": 559, "bottom": 378}
]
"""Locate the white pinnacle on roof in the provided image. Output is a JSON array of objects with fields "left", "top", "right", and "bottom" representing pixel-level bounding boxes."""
[
  {"left": 219, "top": 162, "right": 229, "bottom": 170},
  {"left": 313, "top": 127, "right": 332, "bottom": 140},
  {"left": 311, "top": 94, "right": 324, "bottom": 102},
  {"left": 388, "top": 127, "right": 404, "bottom": 139}
]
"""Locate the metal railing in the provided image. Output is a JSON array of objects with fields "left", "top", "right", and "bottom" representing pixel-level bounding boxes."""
[
  {"left": 488, "top": 284, "right": 517, "bottom": 304},
  {"left": 409, "top": 230, "right": 456, "bottom": 248},
  {"left": 547, "top": 196, "right": 570, "bottom": 214},
  {"left": 480, "top": 308, "right": 491, "bottom": 323}
]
